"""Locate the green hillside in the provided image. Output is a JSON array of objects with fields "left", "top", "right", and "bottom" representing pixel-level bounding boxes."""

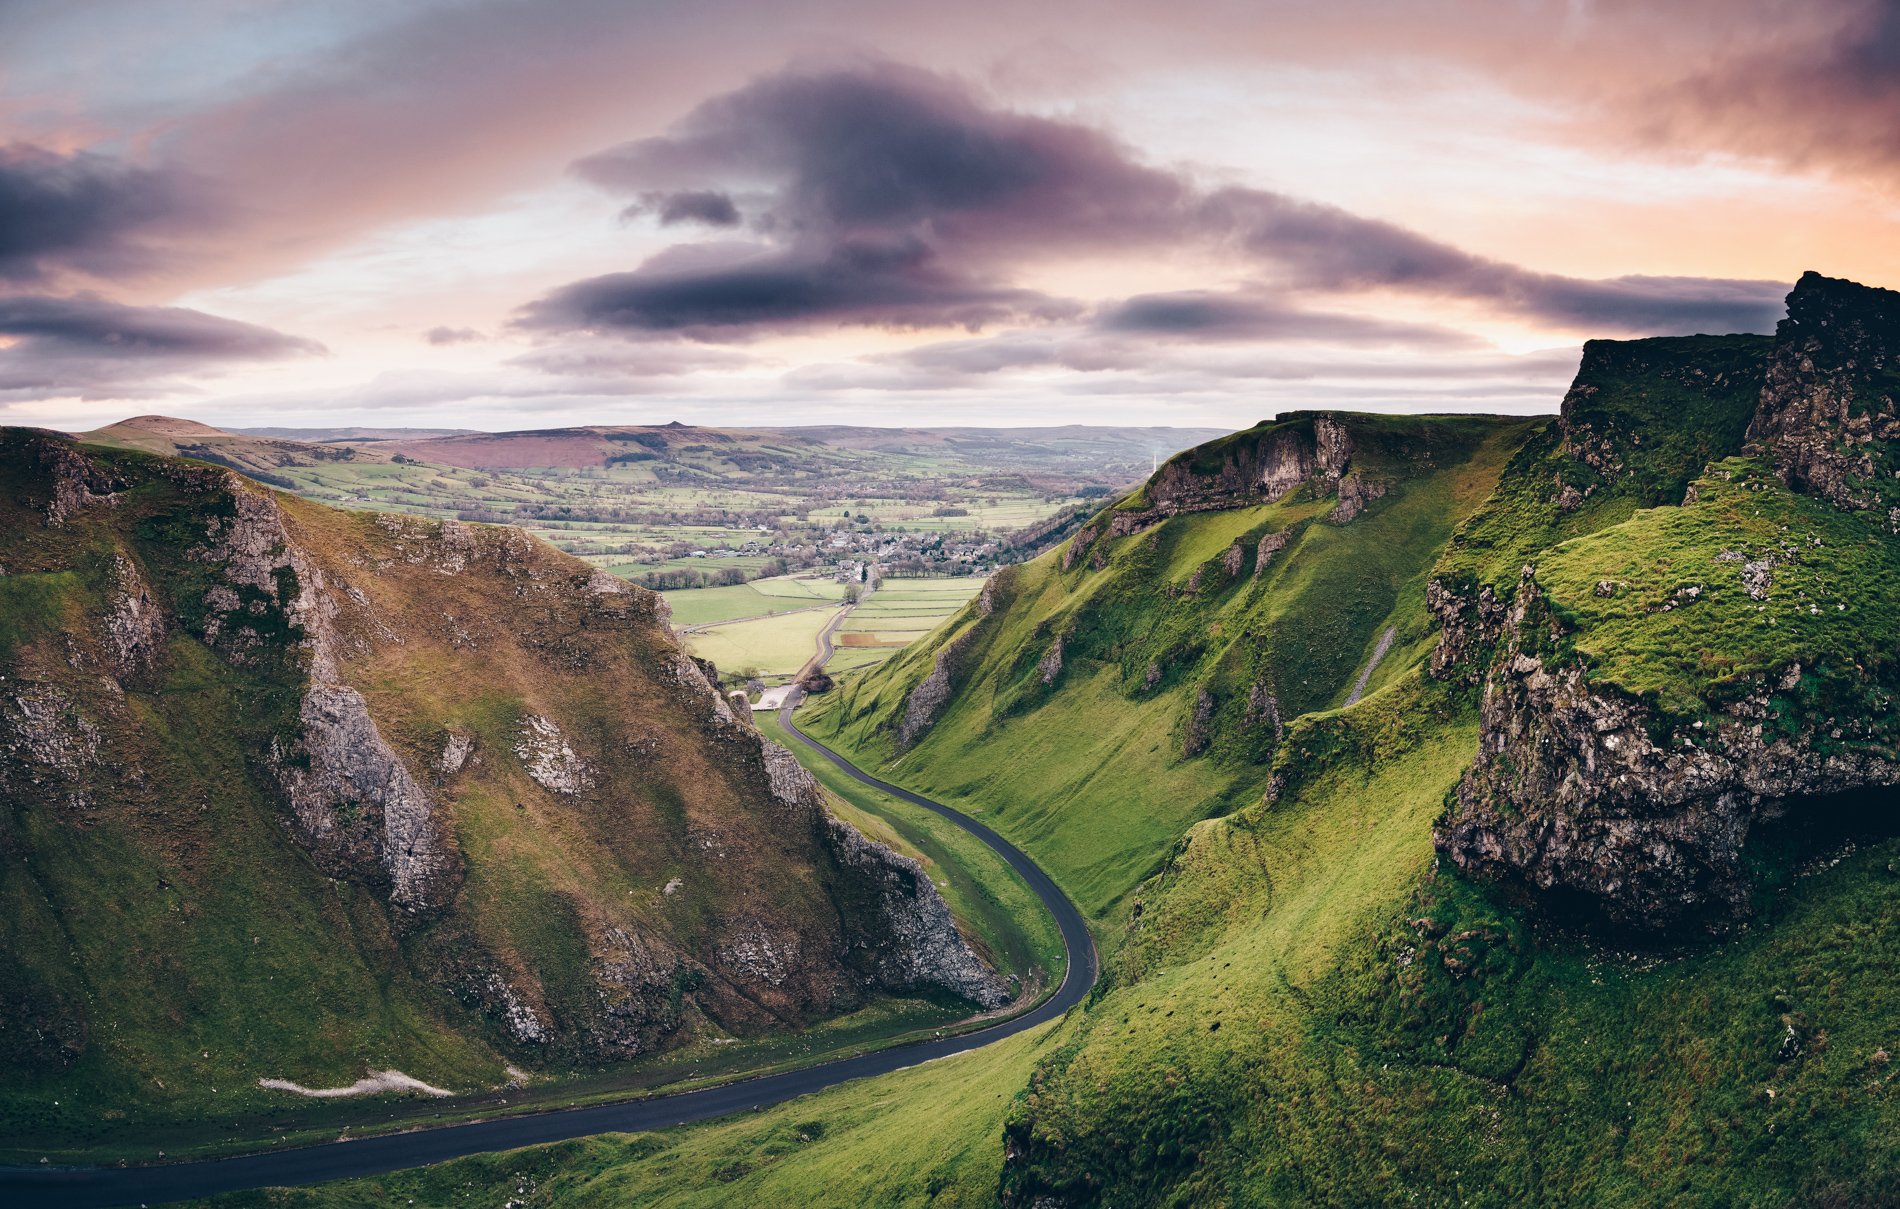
[
  {"left": 62, "top": 281, "right": 1900, "bottom": 1208},
  {"left": 0, "top": 431, "right": 1041, "bottom": 1167}
]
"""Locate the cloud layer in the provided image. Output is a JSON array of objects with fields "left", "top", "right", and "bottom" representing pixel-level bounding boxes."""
[
  {"left": 0, "top": 295, "right": 324, "bottom": 401},
  {"left": 0, "top": 145, "right": 198, "bottom": 284},
  {"left": 524, "top": 63, "right": 1786, "bottom": 345}
]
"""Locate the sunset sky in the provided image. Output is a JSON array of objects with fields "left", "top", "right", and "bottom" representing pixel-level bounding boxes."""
[{"left": 5, "top": 0, "right": 1897, "bottom": 434}]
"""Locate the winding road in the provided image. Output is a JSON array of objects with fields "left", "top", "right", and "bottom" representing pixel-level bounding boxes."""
[{"left": 2, "top": 695, "right": 1095, "bottom": 1209}]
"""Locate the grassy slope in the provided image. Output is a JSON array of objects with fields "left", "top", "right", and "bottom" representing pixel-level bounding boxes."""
[
  {"left": 1530, "top": 457, "right": 1900, "bottom": 716},
  {"left": 800, "top": 414, "right": 1534, "bottom": 925},
  {"left": 1002, "top": 670, "right": 1900, "bottom": 1208}
]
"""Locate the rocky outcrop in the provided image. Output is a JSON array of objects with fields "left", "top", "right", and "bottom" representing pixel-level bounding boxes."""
[
  {"left": 0, "top": 684, "right": 102, "bottom": 812},
  {"left": 1329, "top": 473, "right": 1388, "bottom": 524},
  {"left": 1434, "top": 572, "right": 1900, "bottom": 929},
  {"left": 1061, "top": 524, "right": 1097, "bottom": 571},
  {"left": 1037, "top": 634, "right": 1065, "bottom": 685},
  {"left": 1091, "top": 413, "right": 1366, "bottom": 544},
  {"left": 274, "top": 684, "right": 461, "bottom": 912},
  {"left": 36, "top": 440, "right": 126, "bottom": 527},
  {"left": 1744, "top": 271, "right": 1900, "bottom": 515},
  {"left": 1425, "top": 577, "right": 1507, "bottom": 683},
  {"left": 824, "top": 815, "right": 1012, "bottom": 1009},
  {"left": 513, "top": 714, "right": 596, "bottom": 793},
  {"left": 1253, "top": 528, "right": 1292, "bottom": 582},
  {"left": 898, "top": 629, "right": 977, "bottom": 750},
  {"left": 103, "top": 552, "right": 166, "bottom": 678},
  {"left": 1182, "top": 687, "right": 1216, "bottom": 756}
]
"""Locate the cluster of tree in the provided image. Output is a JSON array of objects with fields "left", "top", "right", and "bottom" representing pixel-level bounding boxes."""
[{"left": 634, "top": 566, "right": 751, "bottom": 590}]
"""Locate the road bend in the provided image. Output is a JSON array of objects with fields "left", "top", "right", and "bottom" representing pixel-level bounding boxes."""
[{"left": 2, "top": 698, "right": 1094, "bottom": 1209}]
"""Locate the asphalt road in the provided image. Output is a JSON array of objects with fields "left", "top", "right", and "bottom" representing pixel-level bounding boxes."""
[{"left": 2, "top": 699, "right": 1095, "bottom": 1209}]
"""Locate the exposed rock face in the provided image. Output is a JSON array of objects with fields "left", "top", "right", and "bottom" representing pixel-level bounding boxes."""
[
  {"left": 823, "top": 815, "right": 1012, "bottom": 1009},
  {"left": 1435, "top": 571, "right": 1900, "bottom": 929},
  {"left": 898, "top": 629, "right": 977, "bottom": 750},
  {"left": 103, "top": 553, "right": 165, "bottom": 678},
  {"left": 1061, "top": 524, "right": 1098, "bottom": 571},
  {"left": 513, "top": 714, "right": 596, "bottom": 793},
  {"left": 1245, "top": 678, "right": 1284, "bottom": 743},
  {"left": 1256, "top": 427, "right": 1318, "bottom": 501},
  {"left": 438, "top": 732, "right": 474, "bottom": 774},
  {"left": 1084, "top": 413, "right": 1366, "bottom": 550},
  {"left": 1426, "top": 577, "right": 1506, "bottom": 684},
  {"left": 1182, "top": 687, "right": 1215, "bottom": 756},
  {"left": 275, "top": 684, "right": 460, "bottom": 912},
  {"left": 0, "top": 684, "right": 101, "bottom": 812},
  {"left": 1329, "top": 473, "right": 1388, "bottom": 524},
  {"left": 1037, "top": 634, "right": 1065, "bottom": 685},
  {"left": 1745, "top": 271, "right": 1900, "bottom": 515},
  {"left": 1253, "top": 528, "right": 1292, "bottom": 582},
  {"left": 36, "top": 440, "right": 125, "bottom": 527}
]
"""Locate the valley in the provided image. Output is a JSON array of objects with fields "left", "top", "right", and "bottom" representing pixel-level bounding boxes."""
[{"left": 5, "top": 273, "right": 1900, "bottom": 1209}]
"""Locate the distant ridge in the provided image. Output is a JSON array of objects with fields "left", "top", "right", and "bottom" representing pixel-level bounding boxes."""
[{"left": 228, "top": 426, "right": 487, "bottom": 441}]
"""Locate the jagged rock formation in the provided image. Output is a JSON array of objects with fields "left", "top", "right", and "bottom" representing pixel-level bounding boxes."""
[
  {"left": 898, "top": 628, "right": 978, "bottom": 750},
  {"left": 0, "top": 428, "right": 1013, "bottom": 1085},
  {"left": 276, "top": 684, "right": 460, "bottom": 911},
  {"left": 823, "top": 816, "right": 1012, "bottom": 1008},
  {"left": 1433, "top": 274, "right": 1900, "bottom": 927},
  {"left": 1072, "top": 413, "right": 1371, "bottom": 551},
  {"left": 1744, "top": 271, "right": 1900, "bottom": 517},
  {"left": 1436, "top": 567, "right": 1899, "bottom": 929}
]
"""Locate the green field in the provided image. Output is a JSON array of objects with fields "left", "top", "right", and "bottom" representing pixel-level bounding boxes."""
[
  {"left": 682, "top": 609, "right": 837, "bottom": 678},
  {"left": 661, "top": 577, "right": 844, "bottom": 627},
  {"left": 826, "top": 577, "right": 987, "bottom": 672}
]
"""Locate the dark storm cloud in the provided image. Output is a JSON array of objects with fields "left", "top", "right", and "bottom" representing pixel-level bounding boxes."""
[
  {"left": 529, "top": 62, "right": 1787, "bottom": 342},
  {"left": 0, "top": 294, "right": 324, "bottom": 401},
  {"left": 622, "top": 190, "right": 743, "bottom": 227},
  {"left": 1200, "top": 190, "right": 1790, "bottom": 334},
  {"left": 0, "top": 144, "right": 197, "bottom": 282}
]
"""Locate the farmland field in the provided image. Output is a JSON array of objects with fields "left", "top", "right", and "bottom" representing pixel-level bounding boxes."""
[
  {"left": 661, "top": 576, "right": 845, "bottom": 626},
  {"left": 682, "top": 608, "right": 838, "bottom": 679},
  {"left": 826, "top": 576, "right": 987, "bottom": 673}
]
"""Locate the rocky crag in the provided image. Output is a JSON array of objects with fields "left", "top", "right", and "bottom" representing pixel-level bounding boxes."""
[
  {"left": 1433, "top": 273, "right": 1900, "bottom": 927},
  {"left": 0, "top": 430, "right": 1007, "bottom": 1095}
]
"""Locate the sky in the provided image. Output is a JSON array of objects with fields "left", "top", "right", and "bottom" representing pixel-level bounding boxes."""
[{"left": 4, "top": 0, "right": 1898, "bottom": 435}]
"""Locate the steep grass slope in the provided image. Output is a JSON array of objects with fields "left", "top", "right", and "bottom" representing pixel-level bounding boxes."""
[
  {"left": 0, "top": 431, "right": 1016, "bottom": 1163},
  {"left": 800, "top": 411, "right": 1536, "bottom": 922}
]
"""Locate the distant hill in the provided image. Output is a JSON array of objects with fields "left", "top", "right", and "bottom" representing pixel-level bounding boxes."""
[{"left": 227, "top": 426, "right": 485, "bottom": 442}]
